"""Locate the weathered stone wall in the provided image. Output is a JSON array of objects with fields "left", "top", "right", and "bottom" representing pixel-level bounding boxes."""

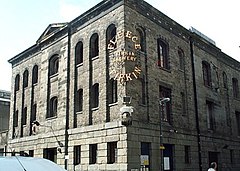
[{"left": 124, "top": 3, "right": 199, "bottom": 170}]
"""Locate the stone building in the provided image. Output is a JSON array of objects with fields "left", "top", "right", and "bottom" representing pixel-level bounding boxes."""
[
  {"left": 7, "top": 0, "right": 240, "bottom": 171},
  {"left": 0, "top": 90, "right": 10, "bottom": 155}
]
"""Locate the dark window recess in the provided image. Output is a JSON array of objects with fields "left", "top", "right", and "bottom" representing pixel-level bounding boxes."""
[
  {"left": 106, "top": 24, "right": 117, "bottom": 50},
  {"left": 89, "top": 144, "right": 97, "bottom": 164},
  {"left": 90, "top": 33, "right": 99, "bottom": 58},
  {"left": 15, "top": 74, "right": 20, "bottom": 91},
  {"left": 159, "top": 86, "right": 171, "bottom": 123},
  {"left": 107, "top": 142, "right": 117, "bottom": 164},
  {"left": 48, "top": 96, "right": 58, "bottom": 118},
  {"left": 108, "top": 79, "right": 117, "bottom": 104},
  {"left": 236, "top": 111, "right": 240, "bottom": 136},
  {"left": 29, "top": 150, "right": 34, "bottom": 157},
  {"left": 76, "top": 89, "right": 83, "bottom": 112},
  {"left": 141, "top": 142, "right": 150, "bottom": 169},
  {"left": 22, "top": 107, "right": 27, "bottom": 125},
  {"left": 32, "top": 104, "right": 37, "bottom": 123},
  {"left": 49, "top": 54, "right": 59, "bottom": 76},
  {"left": 206, "top": 101, "right": 214, "bottom": 130},
  {"left": 136, "top": 28, "right": 145, "bottom": 52},
  {"left": 232, "top": 78, "right": 239, "bottom": 98},
  {"left": 75, "top": 41, "right": 83, "bottom": 65},
  {"left": 32, "top": 65, "right": 38, "bottom": 84},
  {"left": 157, "top": 39, "right": 169, "bottom": 69},
  {"left": 184, "top": 145, "right": 191, "bottom": 164},
  {"left": 23, "top": 70, "right": 29, "bottom": 88},
  {"left": 202, "top": 61, "right": 211, "bottom": 87},
  {"left": 43, "top": 148, "right": 57, "bottom": 163},
  {"left": 13, "top": 110, "right": 19, "bottom": 127},
  {"left": 181, "top": 92, "right": 186, "bottom": 115},
  {"left": 74, "top": 145, "right": 81, "bottom": 165},
  {"left": 91, "top": 84, "right": 99, "bottom": 108}
]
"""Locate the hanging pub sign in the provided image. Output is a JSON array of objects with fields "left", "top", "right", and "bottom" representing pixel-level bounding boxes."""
[{"left": 108, "top": 30, "right": 142, "bottom": 84}]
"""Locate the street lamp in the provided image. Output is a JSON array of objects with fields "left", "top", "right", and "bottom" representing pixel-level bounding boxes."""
[{"left": 159, "top": 97, "right": 170, "bottom": 171}]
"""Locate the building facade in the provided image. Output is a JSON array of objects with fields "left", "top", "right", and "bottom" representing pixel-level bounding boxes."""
[
  {"left": 0, "top": 90, "right": 10, "bottom": 155},
  {"left": 7, "top": 0, "right": 240, "bottom": 171}
]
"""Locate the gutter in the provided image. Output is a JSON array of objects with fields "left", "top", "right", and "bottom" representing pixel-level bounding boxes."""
[{"left": 190, "top": 36, "right": 202, "bottom": 171}]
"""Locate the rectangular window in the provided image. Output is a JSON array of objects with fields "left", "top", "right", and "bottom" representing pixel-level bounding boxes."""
[
  {"left": 43, "top": 148, "right": 57, "bottom": 163},
  {"left": 206, "top": 101, "right": 214, "bottom": 130},
  {"left": 157, "top": 39, "right": 169, "bottom": 69},
  {"left": 141, "top": 142, "right": 150, "bottom": 169},
  {"left": 13, "top": 110, "right": 18, "bottom": 127},
  {"left": 76, "top": 89, "right": 83, "bottom": 112},
  {"left": 107, "top": 142, "right": 117, "bottom": 164},
  {"left": 236, "top": 112, "right": 240, "bottom": 136},
  {"left": 202, "top": 61, "right": 211, "bottom": 87},
  {"left": 89, "top": 144, "right": 97, "bottom": 164},
  {"left": 0, "top": 148, "right": 4, "bottom": 156},
  {"left": 74, "top": 145, "right": 81, "bottom": 165},
  {"left": 108, "top": 79, "right": 117, "bottom": 104},
  {"left": 159, "top": 86, "right": 171, "bottom": 123},
  {"left": 22, "top": 107, "right": 27, "bottom": 125},
  {"left": 32, "top": 104, "right": 37, "bottom": 122},
  {"left": 29, "top": 150, "right": 34, "bottom": 157},
  {"left": 184, "top": 146, "right": 191, "bottom": 164}
]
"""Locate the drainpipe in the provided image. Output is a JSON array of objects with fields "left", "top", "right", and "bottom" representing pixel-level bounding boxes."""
[
  {"left": 190, "top": 36, "right": 202, "bottom": 171},
  {"left": 65, "top": 23, "right": 71, "bottom": 170}
]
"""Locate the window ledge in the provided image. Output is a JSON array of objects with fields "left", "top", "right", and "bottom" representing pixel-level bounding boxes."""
[
  {"left": 76, "top": 111, "right": 83, "bottom": 115},
  {"left": 91, "top": 107, "right": 99, "bottom": 111},
  {"left": 158, "top": 66, "right": 171, "bottom": 73},
  {"left": 76, "top": 63, "right": 83, "bottom": 68},
  {"left": 33, "top": 82, "right": 38, "bottom": 87},
  {"left": 50, "top": 73, "right": 59, "bottom": 78},
  {"left": 91, "top": 56, "right": 99, "bottom": 61},
  {"left": 109, "top": 102, "right": 118, "bottom": 107},
  {"left": 46, "top": 115, "right": 57, "bottom": 120}
]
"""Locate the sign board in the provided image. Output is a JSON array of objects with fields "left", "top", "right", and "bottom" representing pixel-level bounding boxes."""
[{"left": 107, "top": 30, "right": 142, "bottom": 84}]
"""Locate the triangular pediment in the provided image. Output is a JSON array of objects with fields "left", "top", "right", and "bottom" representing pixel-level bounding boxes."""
[{"left": 37, "top": 23, "right": 68, "bottom": 43}]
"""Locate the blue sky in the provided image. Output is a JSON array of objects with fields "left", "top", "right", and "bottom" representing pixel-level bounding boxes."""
[{"left": 1, "top": 0, "right": 240, "bottom": 91}]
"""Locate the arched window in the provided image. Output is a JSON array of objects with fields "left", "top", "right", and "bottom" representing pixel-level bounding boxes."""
[
  {"left": 202, "top": 61, "right": 211, "bottom": 87},
  {"left": 75, "top": 41, "right": 83, "bottom": 65},
  {"left": 157, "top": 39, "right": 169, "bottom": 69},
  {"left": 15, "top": 74, "right": 20, "bottom": 91},
  {"left": 48, "top": 96, "right": 58, "bottom": 118},
  {"left": 32, "top": 65, "right": 38, "bottom": 84},
  {"left": 76, "top": 89, "right": 83, "bottom": 112},
  {"left": 49, "top": 54, "right": 59, "bottom": 76},
  {"left": 108, "top": 79, "right": 117, "bottom": 104},
  {"left": 91, "top": 83, "right": 99, "bottom": 108},
  {"left": 136, "top": 28, "right": 145, "bottom": 52},
  {"left": 232, "top": 78, "right": 239, "bottom": 98},
  {"left": 223, "top": 72, "right": 228, "bottom": 89},
  {"left": 106, "top": 24, "right": 117, "bottom": 50},
  {"left": 178, "top": 48, "right": 185, "bottom": 70},
  {"left": 23, "top": 70, "right": 29, "bottom": 88},
  {"left": 90, "top": 33, "right": 99, "bottom": 58}
]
